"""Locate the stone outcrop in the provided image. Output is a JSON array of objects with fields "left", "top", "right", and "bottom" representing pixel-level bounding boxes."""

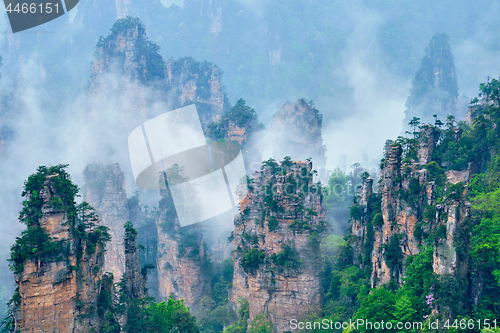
[
  {"left": 375, "top": 144, "right": 418, "bottom": 285},
  {"left": 351, "top": 126, "right": 471, "bottom": 287},
  {"left": 83, "top": 163, "right": 129, "bottom": 282},
  {"left": 445, "top": 170, "right": 469, "bottom": 184},
  {"left": 225, "top": 121, "right": 247, "bottom": 145},
  {"left": 230, "top": 160, "right": 326, "bottom": 332},
  {"left": 9, "top": 169, "right": 153, "bottom": 332},
  {"left": 12, "top": 175, "right": 107, "bottom": 332},
  {"left": 432, "top": 198, "right": 469, "bottom": 276},
  {"left": 272, "top": 99, "right": 326, "bottom": 171},
  {"left": 155, "top": 183, "right": 209, "bottom": 311},
  {"left": 350, "top": 177, "right": 374, "bottom": 267},
  {"left": 206, "top": 0, "right": 223, "bottom": 36}
]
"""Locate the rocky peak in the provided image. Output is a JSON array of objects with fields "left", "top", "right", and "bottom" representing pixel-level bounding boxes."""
[
  {"left": 165, "top": 57, "right": 230, "bottom": 129},
  {"left": 124, "top": 221, "right": 147, "bottom": 299},
  {"left": 87, "top": 17, "right": 230, "bottom": 129},
  {"left": 8, "top": 166, "right": 111, "bottom": 332},
  {"left": 207, "top": 98, "right": 264, "bottom": 170},
  {"left": 359, "top": 177, "right": 373, "bottom": 206},
  {"left": 155, "top": 183, "right": 210, "bottom": 311},
  {"left": 272, "top": 99, "right": 326, "bottom": 170},
  {"left": 230, "top": 158, "right": 326, "bottom": 332},
  {"left": 351, "top": 128, "right": 471, "bottom": 288},
  {"left": 417, "top": 125, "right": 439, "bottom": 164},
  {"left": 89, "top": 16, "right": 164, "bottom": 90},
  {"left": 404, "top": 32, "right": 459, "bottom": 126}
]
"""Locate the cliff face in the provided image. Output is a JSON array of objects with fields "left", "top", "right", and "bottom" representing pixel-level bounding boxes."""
[
  {"left": 230, "top": 159, "right": 326, "bottom": 332},
  {"left": 12, "top": 174, "right": 108, "bottom": 332},
  {"left": 351, "top": 126, "right": 471, "bottom": 287},
  {"left": 83, "top": 163, "right": 129, "bottom": 282},
  {"left": 272, "top": 99, "right": 326, "bottom": 170},
  {"left": 155, "top": 184, "right": 209, "bottom": 311}
]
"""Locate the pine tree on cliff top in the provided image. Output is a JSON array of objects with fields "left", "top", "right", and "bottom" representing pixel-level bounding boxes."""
[{"left": 404, "top": 32, "right": 459, "bottom": 127}]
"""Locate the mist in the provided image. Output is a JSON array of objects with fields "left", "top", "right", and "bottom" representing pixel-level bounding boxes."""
[{"left": 1, "top": 0, "right": 500, "bottom": 319}]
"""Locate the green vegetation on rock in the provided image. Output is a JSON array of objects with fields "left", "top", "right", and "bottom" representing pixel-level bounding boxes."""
[{"left": 8, "top": 165, "right": 110, "bottom": 274}]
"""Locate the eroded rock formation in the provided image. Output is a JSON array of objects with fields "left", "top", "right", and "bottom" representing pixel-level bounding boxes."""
[
  {"left": 127, "top": 192, "right": 159, "bottom": 297},
  {"left": 207, "top": 98, "right": 264, "bottom": 172},
  {"left": 8, "top": 167, "right": 153, "bottom": 333},
  {"left": 83, "top": 163, "right": 129, "bottom": 282},
  {"left": 351, "top": 126, "right": 471, "bottom": 287},
  {"left": 165, "top": 57, "right": 230, "bottom": 129},
  {"left": 11, "top": 174, "right": 108, "bottom": 332},
  {"left": 124, "top": 221, "right": 148, "bottom": 299},
  {"left": 404, "top": 32, "right": 459, "bottom": 126},
  {"left": 272, "top": 99, "right": 326, "bottom": 170},
  {"left": 230, "top": 159, "right": 326, "bottom": 332},
  {"left": 155, "top": 182, "right": 210, "bottom": 311},
  {"left": 87, "top": 16, "right": 230, "bottom": 129}
]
